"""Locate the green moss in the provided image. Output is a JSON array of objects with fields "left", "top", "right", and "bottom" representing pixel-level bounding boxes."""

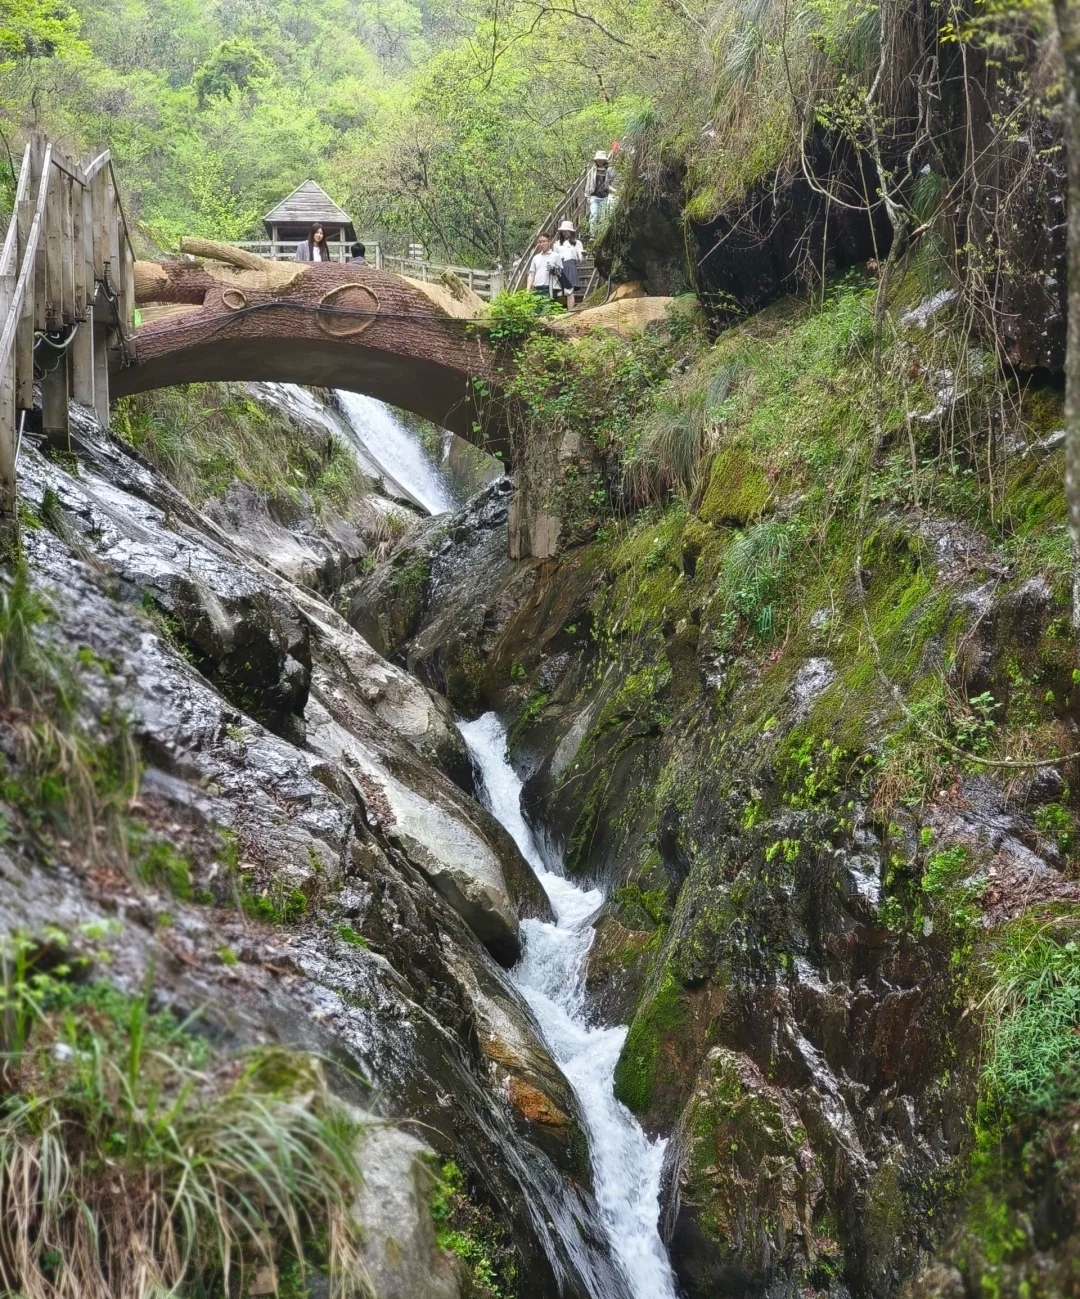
[
  {"left": 239, "top": 874, "right": 309, "bottom": 925},
  {"left": 336, "top": 924, "right": 369, "bottom": 948},
  {"left": 136, "top": 839, "right": 196, "bottom": 901},
  {"left": 429, "top": 1161, "right": 519, "bottom": 1299},
  {"left": 699, "top": 447, "right": 772, "bottom": 525},
  {"left": 613, "top": 972, "right": 688, "bottom": 1114}
]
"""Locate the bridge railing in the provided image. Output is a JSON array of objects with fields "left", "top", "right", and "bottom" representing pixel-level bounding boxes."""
[
  {"left": 0, "top": 133, "right": 135, "bottom": 514},
  {"left": 380, "top": 256, "right": 504, "bottom": 302},
  {"left": 231, "top": 239, "right": 384, "bottom": 268},
  {"left": 508, "top": 168, "right": 591, "bottom": 294}
]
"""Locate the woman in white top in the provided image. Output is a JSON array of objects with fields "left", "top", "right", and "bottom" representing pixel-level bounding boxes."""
[
  {"left": 555, "top": 219, "right": 584, "bottom": 308},
  {"left": 295, "top": 223, "right": 329, "bottom": 262}
]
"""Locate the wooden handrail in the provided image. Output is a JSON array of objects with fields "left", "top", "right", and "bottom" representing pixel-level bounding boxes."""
[
  {"left": 508, "top": 167, "right": 591, "bottom": 292},
  {"left": 0, "top": 145, "right": 32, "bottom": 278},
  {"left": 0, "top": 144, "right": 52, "bottom": 374}
]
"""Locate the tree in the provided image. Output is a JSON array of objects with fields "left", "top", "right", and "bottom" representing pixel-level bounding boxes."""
[{"left": 193, "top": 37, "right": 272, "bottom": 108}]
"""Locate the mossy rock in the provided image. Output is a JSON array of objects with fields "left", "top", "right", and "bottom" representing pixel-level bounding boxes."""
[{"left": 698, "top": 448, "right": 772, "bottom": 526}]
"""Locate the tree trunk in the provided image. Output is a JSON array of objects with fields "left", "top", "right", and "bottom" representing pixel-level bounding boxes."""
[{"left": 1054, "top": 0, "right": 1080, "bottom": 629}]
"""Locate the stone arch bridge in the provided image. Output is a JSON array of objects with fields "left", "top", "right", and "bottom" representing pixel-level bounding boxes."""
[
  {"left": 0, "top": 135, "right": 593, "bottom": 558},
  {"left": 120, "top": 255, "right": 505, "bottom": 454}
]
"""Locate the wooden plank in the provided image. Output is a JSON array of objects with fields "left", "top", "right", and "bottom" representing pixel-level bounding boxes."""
[
  {"left": 0, "top": 273, "right": 16, "bottom": 513},
  {"left": 124, "top": 243, "right": 135, "bottom": 335},
  {"left": 106, "top": 171, "right": 120, "bottom": 296},
  {"left": 91, "top": 169, "right": 106, "bottom": 274},
  {"left": 73, "top": 177, "right": 88, "bottom": 319},
  {"left": 60, "top": 172, "right": 74, "bottom": 324}
]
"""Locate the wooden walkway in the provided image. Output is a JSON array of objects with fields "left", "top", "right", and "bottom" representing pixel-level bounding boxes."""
[{"left": 0, "top": 134, "right": 136, "bottom": 513}]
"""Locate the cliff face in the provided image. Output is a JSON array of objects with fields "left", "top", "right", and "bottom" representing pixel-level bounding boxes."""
[
  {"left": 370, "top": 273, "right": 1080, "bottom": 1299},
  {"left": 0, "top": 400, "right": 629, "bottom": 1299}
]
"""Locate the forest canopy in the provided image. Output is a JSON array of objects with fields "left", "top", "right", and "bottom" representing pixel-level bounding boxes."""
[{"left": 0, "top": 0, "right": 684, "bottom": 262}]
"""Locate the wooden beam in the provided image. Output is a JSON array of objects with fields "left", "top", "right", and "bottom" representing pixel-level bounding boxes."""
[
  {"left": 44, "top": 163, "right": 62, "bottom": 329},
  {"left": 60, "top": 171, "right": 74, "bottom": 324},
  {"left": 15, "top": 197, "right": 35, "bottom": 410}
]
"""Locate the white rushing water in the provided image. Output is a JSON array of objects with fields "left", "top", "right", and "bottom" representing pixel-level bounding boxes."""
[
  {"left": 457, "top": 713, "right": 678, "bottom": 1299},
  {"left": 335, "top": 390, "right": 456, "bottom": 516}
]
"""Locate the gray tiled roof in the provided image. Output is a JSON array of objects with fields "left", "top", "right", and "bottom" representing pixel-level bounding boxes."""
[{"left": 263, "top": 180, "right": 353, "bottom": 229}]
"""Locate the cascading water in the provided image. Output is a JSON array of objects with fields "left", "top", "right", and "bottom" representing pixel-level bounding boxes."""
[
  {"left": 335, "top": 390, "right": 456, "bottom": 515},
  {"left": 458, "top": 713, "right": 678, "bottom": 1299}
]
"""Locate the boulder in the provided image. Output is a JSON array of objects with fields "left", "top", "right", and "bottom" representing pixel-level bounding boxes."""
[{"left": 352, "top": 1126, "right": 465, "bottom": 1299}]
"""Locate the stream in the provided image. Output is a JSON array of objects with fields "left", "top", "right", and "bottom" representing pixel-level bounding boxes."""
[
  {"left": 459, "top": 714, "right": 678, "bottom": 1299},
  {"left": 259, "top": 383, "right": 674, "bottom": 1293}
]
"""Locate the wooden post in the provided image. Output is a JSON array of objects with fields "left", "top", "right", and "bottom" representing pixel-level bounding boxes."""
[
  {"left": 71, "top": 309, "right": 94, "bottom": 410},
  {"left": 93, "top": 315, "right": 110, "bottom": 428},
  {"left": 41, "top": 345, "right": 70, "bottom": 451},
  {"left": 44, "top": 163, "right": 61, "bottom": 330},
  {"left": 60, "top": 172, "right": 74, "bottom": 324},
  {"left": 15, "top": 196, "right": 35, "bottom": 411},
  {"left": 0, "top": 273, "right": 16, "bottom": 513}
]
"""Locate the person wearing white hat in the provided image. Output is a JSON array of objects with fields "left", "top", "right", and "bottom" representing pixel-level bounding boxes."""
[
  {"left": 586, "top": 150, "right": 617, "bottom": 233},
  {"left": 555, "top": 219, "right": 585, "bottom": 308}
]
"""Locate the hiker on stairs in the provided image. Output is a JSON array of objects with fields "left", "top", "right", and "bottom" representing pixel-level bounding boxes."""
[
  {"left": 555, "top": 220, "right": 585, "bottom": 308},
  {"left": 586, "top": 151, "right": 616, "bottom": 233}
]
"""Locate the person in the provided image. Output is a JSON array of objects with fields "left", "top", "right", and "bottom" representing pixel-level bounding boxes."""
[
  {"left": 555, "top": 219, "right": 584, "bottom": 308},
  {"left": 349, "top": 242, "right": 368, "bottom": 264},
  {"left": 295, "top": 223, "right": 329, "bottom": 262},
  {"left": 526, "top": 233, "right": 562, "bottom": 302},
  {"left": 586, "top": 150, "right": 617, "bottom": 233}
]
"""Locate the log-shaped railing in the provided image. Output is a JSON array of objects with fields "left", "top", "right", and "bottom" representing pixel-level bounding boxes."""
[{"left": 0, "top": 133, "right": 135, "bottom": 514}]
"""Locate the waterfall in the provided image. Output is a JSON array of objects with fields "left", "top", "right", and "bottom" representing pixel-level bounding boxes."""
[
  {"left": 335, "top": 391, "right": 456, "bottom": 516},
  {"left": 457, "top": 713, "right": 678, "bottom": 1299}
]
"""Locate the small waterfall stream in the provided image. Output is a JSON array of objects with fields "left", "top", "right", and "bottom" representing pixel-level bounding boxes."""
[
  {"left": 458, "top": 713, "right": 678, "bottom": 1299},
  {"left": 335, "top": 391, "right": 456, "bottom": 516}
]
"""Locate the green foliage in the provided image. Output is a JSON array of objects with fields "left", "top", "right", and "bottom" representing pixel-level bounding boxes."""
[
  {"left": 0, "top": 932, "right": 365, "bottom": 1298},
  {"left": 194, "top": 37, "right": 272, "bottom": 108},
  {"left": 113, "top": 384, "right": 365, "bottom": 511},
  {"left": 715, "top": 519, "right": 796, "bottom": 646},
  {"left": 239, "top": 874, "right": 309, "bottom": 926},
  {"left": 0, "top": 564, "right": 138, "bottom": 856},
  {"left": 982, "top": 913, "right": 1080, "bottom": 1116},
  {"left": 430, "top": 1160, "right": 518, "bottom": 1298}
]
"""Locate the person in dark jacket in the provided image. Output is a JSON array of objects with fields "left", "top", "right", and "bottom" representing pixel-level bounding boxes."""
[
  {"left": 295, "top": 223, "right": 329, "bottom": 261},
  {"left": 349, "top": 243, "right": 368, "bottom": 264}
]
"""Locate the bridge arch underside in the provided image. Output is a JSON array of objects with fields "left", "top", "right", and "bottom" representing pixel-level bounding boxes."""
[{"left": 111, "top": 266, "right": 509, "bottom": 459}]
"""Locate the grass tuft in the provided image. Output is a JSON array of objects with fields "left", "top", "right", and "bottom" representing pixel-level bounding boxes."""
[{"left": 0, "top": 933, "right": 367, "bottom": 1299}]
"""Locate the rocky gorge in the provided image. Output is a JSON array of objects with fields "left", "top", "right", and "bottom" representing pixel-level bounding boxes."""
[{"left": 4, "top": 47, "right": 1080, "bottom": 1295}]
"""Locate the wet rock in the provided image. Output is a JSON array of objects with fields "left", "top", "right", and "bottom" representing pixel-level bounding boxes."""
[
  {"left": 661, "top": 1048, "right": 823, "bottom": 1299},
  {"left": 203, "top": 480, "right": 367, "bottom": 596},
  {"left": 352, "top": 1126, "right": 465, "bottom": 1299},
  {"left": 305, "top": 695, "right": 524, "bottom": 965},
  {"left": 7, "top": 408, "right": 624, "bottom": 1299}
]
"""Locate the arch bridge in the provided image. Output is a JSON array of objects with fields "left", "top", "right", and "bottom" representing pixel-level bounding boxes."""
[{"left": 0, "top": 136, "right": 504, "bottom": 518}]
